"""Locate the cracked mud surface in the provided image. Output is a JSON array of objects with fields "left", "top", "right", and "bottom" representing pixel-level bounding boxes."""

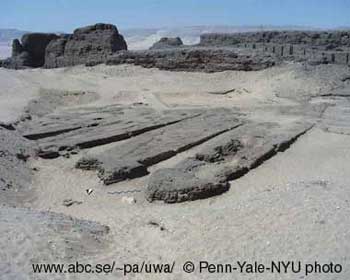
[{"left": 1, "top": 63, "right": 350, "bottom": 279}]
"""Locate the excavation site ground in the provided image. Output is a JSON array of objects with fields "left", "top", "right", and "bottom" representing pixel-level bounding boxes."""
[{"left": 1, "top": 26, "right": 350, "bottom": 279}]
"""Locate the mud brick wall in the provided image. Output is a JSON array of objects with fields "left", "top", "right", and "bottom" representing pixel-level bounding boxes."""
[
  {"left": 200, "top": 32, "right": 350, "bottom": 65},
  {"left": 240, "top": 43, "right": 349, "bottom": 65}
]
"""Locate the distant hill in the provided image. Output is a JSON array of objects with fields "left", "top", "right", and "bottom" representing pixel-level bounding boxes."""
[
  {"left": 0, "top": 28, "right": 28, "bottom": 42},
  {"left": 0, "top": 28, "right": 28, "bottom": 58},
  {"left": 121, "top": 25, "right": 323, "bottom": 50}
]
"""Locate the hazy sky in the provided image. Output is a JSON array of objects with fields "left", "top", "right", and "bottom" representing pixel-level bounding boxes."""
[{"left": 1, "top": 0, "right": 350, "bottom": 32}]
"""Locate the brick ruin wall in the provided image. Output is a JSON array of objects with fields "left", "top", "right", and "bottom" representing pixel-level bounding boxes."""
[
  {"left": 200, "top": 32, "right": 350, "bottom": 65},
  {"left": 237, "top": 42, "right": 349, "bottom": 65}
]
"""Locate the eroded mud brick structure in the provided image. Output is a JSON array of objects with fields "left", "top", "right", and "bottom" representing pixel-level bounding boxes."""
[
  {"left": 200, "top": 31, "right": 350, "bottom": 65},
  {"left": 1, "top": 23, "right": 127, "bottom": 69}
]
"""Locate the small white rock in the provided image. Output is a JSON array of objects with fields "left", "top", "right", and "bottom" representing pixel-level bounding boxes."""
[
  {"left": 86, "top": 188, "right": 93, "bottom": 195},
  {"left": 121, "top": 196, "right": 136, "bottom": 204}
]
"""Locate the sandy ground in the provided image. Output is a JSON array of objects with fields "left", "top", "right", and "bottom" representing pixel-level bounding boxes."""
[
  {"left": 0, "top": 62, "right": 335, "bottom": 122},
  {"left": 1, "top": 63, "right": 350, "bottom": 279}
]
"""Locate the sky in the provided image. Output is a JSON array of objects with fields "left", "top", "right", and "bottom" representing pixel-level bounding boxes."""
[{"left": 1, "top": 0, "right": 350, "bottom": 32}]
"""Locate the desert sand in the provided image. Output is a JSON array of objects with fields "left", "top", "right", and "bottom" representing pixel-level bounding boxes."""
[{"left": 1, "top": 62, "right": 350, "bottom": 279}]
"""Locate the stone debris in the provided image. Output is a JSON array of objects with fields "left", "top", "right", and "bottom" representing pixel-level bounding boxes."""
[
  {"left": 86, "top": 189, "right": 94, "bottom": 195},
  {"left": 208, "top": 88, "right": 236, "bottom": 95},
  {"left": 62, "top": 199, "right": 82, "bottom": 207},
  {"left": 121, "top": 196, "right": 136, "bottom": 204}
]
